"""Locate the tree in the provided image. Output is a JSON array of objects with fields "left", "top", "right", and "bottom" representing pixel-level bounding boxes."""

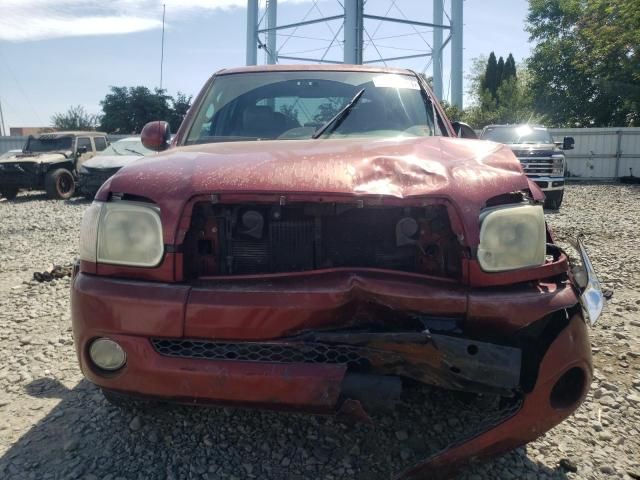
[
  {"left": 51, "top": 105, "right": 99, "bottom": 130},
  {"left": 279, "top": 104, "right": 299, "bottom": 125},
  {"left": 439, "top": 100, "right": 465, "bottom": 122},
  {"left": 464, "top": 55, "right": 540, "bottom": 129},
  {"left": 504, "top": 54, "right": 517, "bottom": 81},
  {"left": 526, "top": 0, "right": 640, "bottom": 126},
  {"left": 168, "top": 92, "right": 193, "bottom": 132},
  {"left": 313, "top": 97, "right": 347, "bottom": 124},
  {"left": 99, "top": 86, "right": 192, "bottom": 134},
  {"left": 482, "top": 52, "right": 499, "bottom": 97},
  {"left": 496, "top": 56, "right": 505, "bottom": 95}
]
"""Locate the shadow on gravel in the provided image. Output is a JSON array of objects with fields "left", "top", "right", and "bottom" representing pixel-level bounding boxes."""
[
  {"left": 0, "top": 378, "right": 572, "bottom": 480},
  {"left": 0, "top": 193, "right": 92, "bottom": 205},
  {"left": 0, "top": 193, "right": 49, "bottom": 204}
]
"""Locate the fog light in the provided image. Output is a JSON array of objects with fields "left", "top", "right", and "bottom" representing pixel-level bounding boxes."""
[
  {"left": 89, "top": 338, "right": 126, "bottom": 371},
  {"left": 550, "top": 367, "right": 585, "bottom": 409}
]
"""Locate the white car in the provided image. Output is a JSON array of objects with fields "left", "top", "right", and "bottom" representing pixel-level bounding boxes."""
[{"left": 77, "top": 137, "right": 153, "bottom": 198}]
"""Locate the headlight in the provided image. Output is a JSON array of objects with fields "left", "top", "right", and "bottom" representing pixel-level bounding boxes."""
[
  {"left": 552, "top": 154, "right": 564, "bottom": 175},
  {"left": 477, "top": 205, "right": 546, "bottom": 272},
  {"left": 78, "top": 200, "right": 164, "bottom": 267},
  {"left": 79, "top": 202, "right": 102, "bottom": 263}
]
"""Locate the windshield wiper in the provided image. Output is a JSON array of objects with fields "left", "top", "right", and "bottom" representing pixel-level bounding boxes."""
[
  {"left": 123, "top": 148, "right": 144, "bottom": 156},
  {"left": 312, "top": 88, "right": 365, "bottom": 139}
]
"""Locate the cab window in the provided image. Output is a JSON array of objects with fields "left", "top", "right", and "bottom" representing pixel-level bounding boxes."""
[
  {"left": 94, "top": 137, "right": 107, "bottom": 151},
  {"left": 77, "top": 137, "right": 93, "bottom": 152}
]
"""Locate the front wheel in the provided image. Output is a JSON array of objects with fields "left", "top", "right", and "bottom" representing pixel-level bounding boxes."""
[
  {"left": 45, "top": 168, "right": 75, "bottom": 200},
  {"left": 544, "top": 191, "right": 564, "bottom": 210},
  {"left": 0, "top": 186, "right": 19, "bottom": 200}
]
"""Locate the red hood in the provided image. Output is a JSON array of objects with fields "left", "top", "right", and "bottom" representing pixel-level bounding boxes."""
[{"left": 99, "top": 136, "right": 529, "bottom": 245}]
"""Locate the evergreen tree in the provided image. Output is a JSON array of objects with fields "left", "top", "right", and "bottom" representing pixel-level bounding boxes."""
[
  {"left": 496, "top": 56, "right": 505, "bottom": 90},
  {"left": 504, "top": 54, "right": 517, "bottom": 81},
  {"left": 483, "top": 52, "right": 498, "bottom": 97}
]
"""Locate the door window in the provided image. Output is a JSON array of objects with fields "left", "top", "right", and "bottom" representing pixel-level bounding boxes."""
[
  {"left": 77, "top": 137, "right": 93, "bottom": 152},
  {"left": 94, "top": 137, "right": 107, "bottom": 151}
]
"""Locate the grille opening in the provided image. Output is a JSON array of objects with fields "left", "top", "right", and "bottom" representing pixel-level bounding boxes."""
[
  {"left": 550, "top": 367, "right": 585, "bottom": 409},
  {"left": 151, "top": 338, "right": 376, "bottom": 370},
  {"left": 183, "top": 202, "right": 463, "bottom": 279}
]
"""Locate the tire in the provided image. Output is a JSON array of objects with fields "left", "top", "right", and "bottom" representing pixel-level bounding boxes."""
[
  {"left": 544, "top": 191, "right": 564, "bottom": 210},
  {"left": 0, "top": 186, "right": 19, "bottom": 200},
  {"left": 44, "top": 168, "right": 75, "bottom": 200}
]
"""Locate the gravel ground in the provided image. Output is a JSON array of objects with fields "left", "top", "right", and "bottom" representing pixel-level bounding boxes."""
[{"left": 0, "top": 184, "right": 638, "bottom": 480}]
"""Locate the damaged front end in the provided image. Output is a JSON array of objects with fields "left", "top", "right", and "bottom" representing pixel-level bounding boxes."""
[
  {"left": 169, "top": 195, "right": 600, "bottom": 477},
  {"left": 75, "top": 193, "right": 602, "bottom": 479}
]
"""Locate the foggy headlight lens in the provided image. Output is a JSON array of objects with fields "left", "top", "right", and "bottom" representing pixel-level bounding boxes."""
[
  {"left": 89, "top": 338, "right": 126, "bottom": 371},
  {"left": 478, "top": 205, "right": 546, "bottom": 272},
  {"left": 97, "top": 201, "right": 164, "bottom": 267},
  {"left": 79, "top": 201, "right": 103, "bottom": 262}
]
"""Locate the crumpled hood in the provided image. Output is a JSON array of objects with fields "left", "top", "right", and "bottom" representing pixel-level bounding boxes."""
[
  {"left": 101, "top": 136, "right": 530, "bottom": 245},
  {"left": 106, "top": 136, "right": 526, "bottom": 199},
  {"left": 83, "top": 154, "right": 141, "bottom": 170},
  {"left": 0, "top": 151, "right": 70, "bottom": 164}
]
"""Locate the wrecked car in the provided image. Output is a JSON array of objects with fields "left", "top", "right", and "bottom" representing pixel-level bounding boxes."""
[
  {"left": 78, "top": 137, "right": 152, "bottom": 199},
  {"left": 71, "top": 65, "right": 603, "bottom": 478},
  {"left": 0, "top": 131, "right": 108, "bottom": 200}
]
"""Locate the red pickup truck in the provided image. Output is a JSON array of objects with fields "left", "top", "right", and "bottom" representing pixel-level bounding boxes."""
[{"left": 71, "top": 65, "right": 603, "bottom": 479}]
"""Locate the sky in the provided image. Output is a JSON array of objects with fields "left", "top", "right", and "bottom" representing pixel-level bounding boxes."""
[{"left": 0, "top": 0, "right": 532, "bottom": 129}]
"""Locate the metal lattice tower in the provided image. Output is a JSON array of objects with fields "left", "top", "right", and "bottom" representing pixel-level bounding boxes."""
[{"left": 245, "top": 0, "right": 464, "bottom": 107}]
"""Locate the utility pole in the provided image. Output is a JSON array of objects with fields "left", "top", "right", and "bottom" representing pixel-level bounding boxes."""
[
  {"left": 432, "top": 0, "right": 443, "bottom": 100},
  {"left": 0, "top": 99, "right": 6, "bottom": 136},
  {"left": 246, "top": 0, "right": 258, "bottom": 65},
  {"left": 266, "top": 0, "right": 277, "bottom": 64},
  {"left": 160, "top": 4, "right": 166, "bottom": 90},
  {"left": 343, "top": 0, "right": 363, "bottom": 64},
  {"left": 450, "top": 0, "right": 464, "bottom": 108}
]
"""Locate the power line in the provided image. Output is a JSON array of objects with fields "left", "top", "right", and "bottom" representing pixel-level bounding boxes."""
[{"left": 160, "top": 3, "right": 166, "bottom": 90}]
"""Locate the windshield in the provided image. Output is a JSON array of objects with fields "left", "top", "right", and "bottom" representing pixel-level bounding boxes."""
[
  {"left": 185, "top": 71, "right": 440, "bottom": 145},
  {"left": 24, "top": 136, "right": 73, "bottom": 152},
  {"left": 481, "top": 125, "right": 554, "bottom": 144},
  {"left": 100, "top": 139, "right": 151, "bottom": 156}
]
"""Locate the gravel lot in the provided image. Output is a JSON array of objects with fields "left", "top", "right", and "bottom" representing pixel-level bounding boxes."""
[{"left": 0, "top": 184, "right": 639, "bottom": 480}]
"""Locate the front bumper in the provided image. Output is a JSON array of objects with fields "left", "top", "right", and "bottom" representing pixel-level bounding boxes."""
[
  {"left": 0, "top": 164, "right": 41, "bottom": 188},
  {"left": 78, "top": 168, "right": 120, "bottom": 197},
  {"left": 71, "top": 240, "right": 600, "bottom": 477},
  {"left": 530, "top": 176, "right": 565, "bottom": 192}
]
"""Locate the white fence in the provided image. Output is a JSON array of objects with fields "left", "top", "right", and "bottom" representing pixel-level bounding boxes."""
[
  {"left": 550, "top": 128, "right": 640, "bottom": 180},
  {"left": 2, "top": 129, "right": 640, "bottom": 180}
]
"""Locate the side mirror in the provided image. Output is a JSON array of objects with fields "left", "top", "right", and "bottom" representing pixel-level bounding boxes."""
[
  {"left": 76, "top": 146, "right": 88, "bottom": 155},
  {"left": 563, "top": 136, "right": 575, "bottom": 150},
  {"left": 451, "top": 121, "right": 478, "bottom": 139},
  {"left": 141, "top": 121, "right": 171, "bottom": 151}
]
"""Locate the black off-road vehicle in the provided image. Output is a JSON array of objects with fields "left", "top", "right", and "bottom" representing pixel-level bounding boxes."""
[{"left": 0, "top": 131, "right": 108, "bottom": 200}]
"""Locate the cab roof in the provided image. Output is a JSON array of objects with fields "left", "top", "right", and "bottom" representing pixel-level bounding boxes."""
[
  {"left": 33, "top": 131, "right": 108, "bottom": 139},
  {"left": 216, "top": 64, "right": 415, "bottom": 76}
]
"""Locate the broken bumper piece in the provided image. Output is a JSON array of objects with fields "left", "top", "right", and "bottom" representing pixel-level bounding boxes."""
[
  {"left": 397, "top": 312, "right": 591, "bottom": 479},
  {"left": 571, "top": 236, "right": 604, "bottom": 325}
]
